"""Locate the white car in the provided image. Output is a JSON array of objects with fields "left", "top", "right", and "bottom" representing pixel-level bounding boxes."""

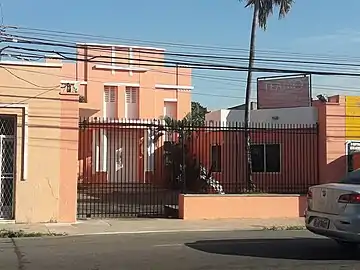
[{"left": 305, "top": 169, "right": 360, "bottom": 249}]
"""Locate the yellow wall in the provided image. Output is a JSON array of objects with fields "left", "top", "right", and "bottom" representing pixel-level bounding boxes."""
[{"left": 345, "top": 96, "right": 360, "bottom": 140}]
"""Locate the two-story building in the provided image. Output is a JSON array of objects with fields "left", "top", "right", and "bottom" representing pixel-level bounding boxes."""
[
  {"left": 0, "top": 43, "right": 192, "bottom": 223},
  {"left": 74, "top": 43, "right": 192, "bottom": 189}
]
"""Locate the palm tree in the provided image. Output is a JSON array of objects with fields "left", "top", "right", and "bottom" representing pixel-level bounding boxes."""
[{"left": 241, "top": 0, "right": 294, "bottom": 190}]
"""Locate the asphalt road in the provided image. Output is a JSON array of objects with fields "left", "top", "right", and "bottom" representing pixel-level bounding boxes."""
[{"left": 1, "top": 230, "right": 360, "bottom": 269}]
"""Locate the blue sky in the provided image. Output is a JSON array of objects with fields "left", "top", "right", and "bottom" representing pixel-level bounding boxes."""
[{"left": 2, "top": 0, "right": 360, "bottom": 109}]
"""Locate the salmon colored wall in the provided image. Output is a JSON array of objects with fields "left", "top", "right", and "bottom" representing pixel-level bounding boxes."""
[
  {"left": 0, "top": 62, "right": 78, "bottom": 223},
  {"left": 59, "top": 93, "right": 79, "bottom": 223},
  {"left": 179, "top": 194, "right": 307, "bottom": 220},
  {"left": 189, "top": 128, "right": 318, "bottom": 193},
  {"left": 314, "top": 96, "right": 346, "bottom": 184},
  {"left": 76, "top": 46, "right": 192, "bottom": 120}
]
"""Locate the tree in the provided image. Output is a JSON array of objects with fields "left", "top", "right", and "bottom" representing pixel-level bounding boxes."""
[
  {"left": 160, "top": 101, "right": 224, "bottom": 194},
  {"left": 162, "top": 101, "right": 208, "bottom": 138},
  {"left": 189, "top": 101, "right": 208, "bottom": 126},
  {"left": 241, "top": 0, "right": 294, "bottom": 190}
]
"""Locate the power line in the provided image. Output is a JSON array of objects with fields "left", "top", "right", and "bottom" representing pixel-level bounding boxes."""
[
  {"left": 9, "top": 25, "right": 360, "bottom": 62},
  {"left": 2, "top": 34, "right": 360, "bottom": 102},
  {"left": 4, "top": 64, "right": 360, "bottom": 105},
  {"left": 4, "top": 42, "right": 360, "bottom": 77},
  {"left": 3, "top": 50, "right": 360, "bottom": 95},
  {"left": 5, "top": 33, "right": 360, "bottom": 72},
  {"left": 0, "top": 65, "right": 59, "bottom": 88},
  {"left": 1, "top": 29, "right": 359, "bottom": 107}
]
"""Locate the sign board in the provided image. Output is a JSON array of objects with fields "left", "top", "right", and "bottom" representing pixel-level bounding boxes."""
[{"left": 257, "top": 75, "right": 311, "bottom": 109}]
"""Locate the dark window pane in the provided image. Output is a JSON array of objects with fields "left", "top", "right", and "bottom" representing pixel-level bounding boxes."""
[
  {"left": 250, "top": 145, "right": 264, "bottom": 172},
  {"left": 348, "top": 154, "right": 354, "bottom": 172},
  {"left": 0, "top": 116, "right": 15, "bottom": 135},
  {"left": 211, "top": 145, "right": 221, "bottom": 172},
  {"left": 265, "top": 144, "right": 280, "bottom": 172},
  {"left": 339, "top": 169, "right": 360, "bottom": 184}
]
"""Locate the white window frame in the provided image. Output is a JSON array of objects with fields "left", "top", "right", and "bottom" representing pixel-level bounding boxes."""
[
  {"left": 125, "top": 86, "right": 138, "bottom": 104},
  {"left": 250, "top": 143, "right": 281, "bottom": 173},
  {"left": 124, "top": 86, "right": 139, "bottom": 119},
  {"left": 163, "top": 100, "right": 177, "bottom": 119},
  {"left": 345, "top": 140, "right": 360, "bottom": 172},
  {"left": 103, "top": 86, "right": 117, "bottom": 118}
]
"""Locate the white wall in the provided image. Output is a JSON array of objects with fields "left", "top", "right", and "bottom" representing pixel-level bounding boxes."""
[
  {"left": 205, "top": 110, "right": 222, "bottom": 125},
  {"left": 205, "top": 106, "right": 318, "bottom": 127}
]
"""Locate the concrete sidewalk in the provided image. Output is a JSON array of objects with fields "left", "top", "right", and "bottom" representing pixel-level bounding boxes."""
[{"left": 0, "top": 218, "right": 305, "bottom": 236}]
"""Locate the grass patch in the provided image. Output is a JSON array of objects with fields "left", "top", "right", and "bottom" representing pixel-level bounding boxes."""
[
  {"left": 0, "top": 229, "right": 67, "bottom": 238},
  {"left": 261, "top": 225, "right": 306, "bottom": 231}
]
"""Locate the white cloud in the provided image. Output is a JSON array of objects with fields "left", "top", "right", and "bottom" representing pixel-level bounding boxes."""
[
  {"left": 295, "top": 29, "right": 360, "bottom": 46},
  {"left": 312, "top": 75, "right": 360, "bottom": 97}
]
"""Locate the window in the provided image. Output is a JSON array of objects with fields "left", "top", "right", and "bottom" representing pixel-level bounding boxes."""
[
  {"left": 339, "top": 169, "right": 360, "bottom": 184},
  {"left": 163, "top": 101, "right": 177, "bottom": 119},
  {"left": 125, "top": 87, "right": 138, "bottom": 104},
  {"left": 211, "top": 144, "right": 221, "bottom": 172},
  {"left": 104, "top": 86, "right": 116, "bottom": 103},
  {"left": 250, "top": 144, "right": 280, "bottom": 173},
  {"left": 125, "top": 87, "right": 139, "bottom": 119},
  {"left": 104, "top": 86, "right": 117, "bottom": 118}
]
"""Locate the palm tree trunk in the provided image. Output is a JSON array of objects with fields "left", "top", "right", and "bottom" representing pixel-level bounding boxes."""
[{"left": 243, "top": 5, "right": 257, "bottom": 191}]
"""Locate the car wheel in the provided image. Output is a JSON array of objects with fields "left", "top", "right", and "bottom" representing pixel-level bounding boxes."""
[{"left": 335, "top": 240, "right": 359, "bottom": 250}]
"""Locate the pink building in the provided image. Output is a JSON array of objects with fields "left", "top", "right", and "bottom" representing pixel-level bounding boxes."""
[
  {"left": 73, "top": 43, "right": 192, "bottom": 187},
  {"left": 74, "top": 43, "right": 192, "bottom": 119},
  {"left": 0, "top": 43, "right": 192, "bottom": 223}
]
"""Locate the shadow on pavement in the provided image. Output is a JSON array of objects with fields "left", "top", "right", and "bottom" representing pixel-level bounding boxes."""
[{"left": 185, "top": 238, "right": 360, "bottom": 260}]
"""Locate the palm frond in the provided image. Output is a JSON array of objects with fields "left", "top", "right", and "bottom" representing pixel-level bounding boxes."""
[
  {"left": 274, "top": 0, "right": 294, "bottom": 18},
  {"left": 241, "top": 0, "right": 293, "bottom": 30}
]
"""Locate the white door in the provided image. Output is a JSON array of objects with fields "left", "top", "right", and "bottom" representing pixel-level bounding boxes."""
[
  {"left": 163, "top": 101, "right": 177, "bottom": 119},
  {"left": 125, "top": 87, "right": 139, "bottom": 119},
  {"left": 108, "top": 131, "right": 138, "bottom": 183},
  {"left": 104, "top": 86, "right": 116, "bottom": 118}
]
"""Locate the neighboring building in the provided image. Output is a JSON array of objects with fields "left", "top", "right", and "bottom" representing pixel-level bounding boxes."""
[
  {"left": 0, "top": 59, "right": 79, "bottom": 223},
  {"left": 205, "top": 106, "right": 317, "bottom": 126},
  {"left": 193, "top": 106, "right": 319, "bottom": 193},
  {"left": 191, "top": 95, "right": 360, "bottom": 194},
  {"left": 0, "top": 43, "right": 193, "bottom": 223},
  {"left": 227, "top": 102, "right": 257, "bottom": 110}
]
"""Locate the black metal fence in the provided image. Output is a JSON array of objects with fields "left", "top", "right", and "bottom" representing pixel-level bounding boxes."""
[{"left": 77, "top": 118, "right": 319, "bottom": 219}]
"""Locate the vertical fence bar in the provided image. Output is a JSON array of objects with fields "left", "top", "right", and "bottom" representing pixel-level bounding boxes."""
[
  {"left": 315, "top": 123, "right": 320, "bottom": 187},
  {"left": 181, "top": 127, "right": 186, "bottom": 194}
]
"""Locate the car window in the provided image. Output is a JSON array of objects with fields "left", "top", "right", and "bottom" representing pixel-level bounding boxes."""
[{"left": 339, "top": 169, "right": 360, "bottom": 184}]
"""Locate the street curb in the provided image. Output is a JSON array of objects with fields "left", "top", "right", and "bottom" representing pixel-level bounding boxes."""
[
  {"left": 0, "top": 226, "right": 307, "bottom": 239},
  {"left": 0, "top": 228, "right": 257, "bottom": 240},
  {"left": 59, "top": 227, "right": 266, "bottom": 236}
]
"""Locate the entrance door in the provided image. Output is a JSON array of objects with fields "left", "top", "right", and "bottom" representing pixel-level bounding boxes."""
[
  {"left": 0, "top": 115, "right": 15, "bottom": 220},
  {"left": 0, "top": 136, "right": 14, "bottom": 219}
]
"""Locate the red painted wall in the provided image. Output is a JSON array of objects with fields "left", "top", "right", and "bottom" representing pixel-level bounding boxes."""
[{"left": 189, "top": 127, "right": 319, "bottom": 194}]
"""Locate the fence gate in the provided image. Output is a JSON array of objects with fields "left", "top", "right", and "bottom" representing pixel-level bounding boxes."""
[
  {"left": 0, "top": 116, "right": 15, "bottom": 220},
  {"left": 77, "top": 119, "right": 180, "bottom": 219}
]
